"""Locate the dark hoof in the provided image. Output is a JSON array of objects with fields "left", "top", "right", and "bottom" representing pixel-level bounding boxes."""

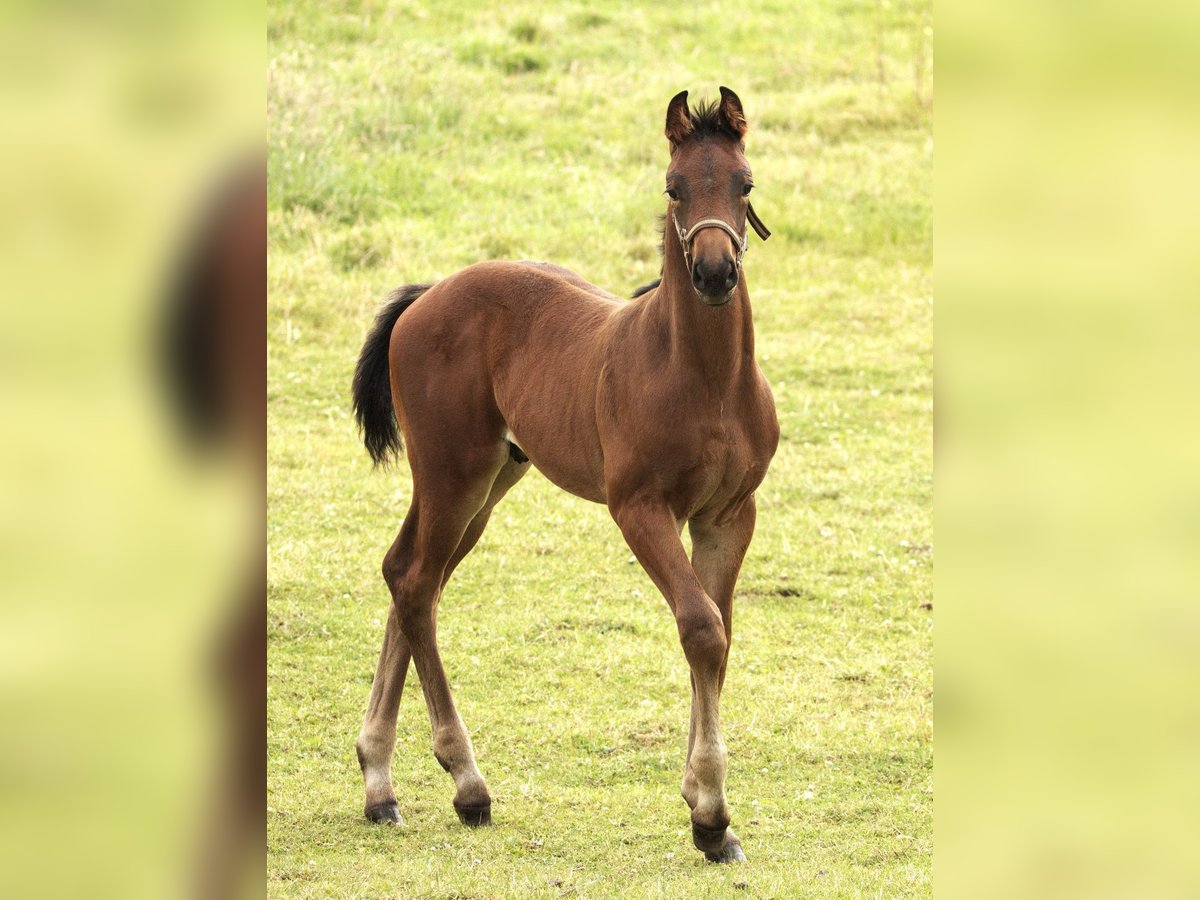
[
  {"left": 692, "top": 821, "right": 730, "bottom": 855},
  {"left": 454, "top": 803, "right": 492, "bottom": 827},
  {"left": 705, "top": 836, "right": 747, "bottom": 864},
  {"left": 365, "top": 800, "right": 403, "bottom": 825}
]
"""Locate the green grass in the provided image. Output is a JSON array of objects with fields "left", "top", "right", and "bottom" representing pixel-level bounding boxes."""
[{"left": 268, "top": 0, "right": 932, "bottom": 896}]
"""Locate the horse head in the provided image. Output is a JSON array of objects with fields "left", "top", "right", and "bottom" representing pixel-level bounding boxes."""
[{"left": 664, "top": 86, "right": 768, "bottom": 306}]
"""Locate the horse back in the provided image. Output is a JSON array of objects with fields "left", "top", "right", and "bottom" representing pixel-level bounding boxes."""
[{"left": 388, "top": 261, "right": 622, "bottom": 502}]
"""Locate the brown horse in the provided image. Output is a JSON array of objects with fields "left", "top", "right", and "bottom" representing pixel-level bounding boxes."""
[{"left": 351, "top": 87, "right": 778, "bottom": 863}]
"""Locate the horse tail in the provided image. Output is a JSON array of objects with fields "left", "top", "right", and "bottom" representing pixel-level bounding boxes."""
[{"left": 352, "top": 283, "right": 434, "bottom": 466}]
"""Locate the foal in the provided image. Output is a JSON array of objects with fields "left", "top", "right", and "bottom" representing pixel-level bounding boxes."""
[{"left": 352, "top": 87, "right": 778, "bottom": 863}]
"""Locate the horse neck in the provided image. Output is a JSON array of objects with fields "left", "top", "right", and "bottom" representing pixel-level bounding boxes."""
[{"left": 653, "top": 224, "right": 756, "bottom": 387}]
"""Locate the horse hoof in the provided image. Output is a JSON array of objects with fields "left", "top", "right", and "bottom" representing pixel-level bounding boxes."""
[
  {"left": 705, "top": 836, "right": 747, "bottom": 864},
  {"left": 691, "top": 821, "right": 730, "bottom": 855},
  {"left": 365, "top": 800, "right": 403, "bottom": 825},
  {"left": 694, "top": 823, "right": 745, "bottom": 862},
  {"left": 454, "top": 803, "right": 492, "bottom": 827}
]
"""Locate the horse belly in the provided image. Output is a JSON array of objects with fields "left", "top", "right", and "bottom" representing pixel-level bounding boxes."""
[
  {"left": 493, "top": 366, "right": 608, "bottom": 505},
  {"left": 498, "top": 399, "right": 606, "bottom": 503},
  {"left": 522, "top": 441, "right": 607, "bottom": 504}
]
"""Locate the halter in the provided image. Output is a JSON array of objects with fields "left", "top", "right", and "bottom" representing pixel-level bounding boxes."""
[{"left": 672, "top": 202, "right": 771, "bottom": 273}]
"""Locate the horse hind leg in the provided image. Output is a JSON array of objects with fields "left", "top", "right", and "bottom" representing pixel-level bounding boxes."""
[
  {"left": 440, "top": 456, "right": 529, "bottom": 589},
  {"left": 357, "top": 448, "right": 526, "bottom": 827},
  {"left": 356, "top": 599, "right": 410, "bottom": 824},
  {"left": 356, "top": 504, "right": 432, "bottom": 825},
  {"left": 423, "top": 456, "right": 528, "bottom": 826}
]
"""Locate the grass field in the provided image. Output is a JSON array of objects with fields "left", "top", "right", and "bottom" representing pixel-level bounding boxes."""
[{"left": 268, "top": 1, "right": 932, "bottom": 896}]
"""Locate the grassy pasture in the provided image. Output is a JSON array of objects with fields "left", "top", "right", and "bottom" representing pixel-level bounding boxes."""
[{"left": 268, "top": 0, "right": 932, "bottom": 896}]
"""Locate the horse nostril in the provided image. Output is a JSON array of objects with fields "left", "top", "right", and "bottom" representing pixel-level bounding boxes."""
[{"left": 692, "top": 258, "right": 736, "bottom": 296}]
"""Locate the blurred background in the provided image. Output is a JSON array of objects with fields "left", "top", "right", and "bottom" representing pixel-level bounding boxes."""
[
  {"left": 0, "top": 0, "right": 1196, "bottom": 896},
  {"left": 0, "top": 2, "right": 262, "bottom": 898},
  {"left": 938, "top": 1, "right": 1200, "bottom": 896}
]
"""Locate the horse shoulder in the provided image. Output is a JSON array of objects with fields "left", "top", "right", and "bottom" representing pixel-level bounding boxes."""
[{"left": 744, "top": 364, "right": 780, "bottom": 452}]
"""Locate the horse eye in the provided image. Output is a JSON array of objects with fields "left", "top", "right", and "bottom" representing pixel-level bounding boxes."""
[
  {"left": 666, "top": 188, "right": 679, "bottom": 201},
  {"left": 742, "top": 184, "right": 754, "bottom": 196}
]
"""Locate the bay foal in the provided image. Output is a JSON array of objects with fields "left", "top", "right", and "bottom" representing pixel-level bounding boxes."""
[{"left": 352, "top": 87, "right": 778, "bottom": 863}]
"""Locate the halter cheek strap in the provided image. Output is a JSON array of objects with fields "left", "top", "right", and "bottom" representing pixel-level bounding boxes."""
[
  {"left": 747, "top": 201, "right": 771, "bottom": 241},
  {"left": 673, "top": 202, "right": 770, "bottom": 272}
]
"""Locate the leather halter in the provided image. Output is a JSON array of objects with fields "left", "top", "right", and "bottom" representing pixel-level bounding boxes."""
[{"left": 673, "top": 201, "right": 771, "bottom": 272}]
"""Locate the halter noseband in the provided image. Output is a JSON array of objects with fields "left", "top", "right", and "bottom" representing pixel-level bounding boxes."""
[
  {"left": 672, "top": 202, "right": 771, "bottom": 273},
  {"left": 674, "top": 215, "right": 748, "bottom": 272}
]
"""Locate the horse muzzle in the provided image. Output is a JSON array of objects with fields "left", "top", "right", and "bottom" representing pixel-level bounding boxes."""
[
  {"left": 691, "top": 255, "right": 738, "bottom": 305},
  {"left": 675, "top": 214, "right": 745, "bottom": 306}
]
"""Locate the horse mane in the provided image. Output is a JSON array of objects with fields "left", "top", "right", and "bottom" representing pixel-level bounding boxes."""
[
  {"left": 682, "top": 98, "right": 740, "bottom": 142},
  {"left": 628, "top": 214, "right": 667, "bottom": 299}
]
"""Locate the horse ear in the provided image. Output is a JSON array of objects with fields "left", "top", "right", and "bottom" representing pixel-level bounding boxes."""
[
  {"left": 717, "top": 86, "right": 748, "bottom": 140},
  {"left": 665, "top": 90, "right": 693, "bottom": 149}
]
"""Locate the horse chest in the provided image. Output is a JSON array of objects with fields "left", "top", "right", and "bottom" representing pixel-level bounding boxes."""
[{"left": 665, "top": 408, "right": 773, "bottom": 517}]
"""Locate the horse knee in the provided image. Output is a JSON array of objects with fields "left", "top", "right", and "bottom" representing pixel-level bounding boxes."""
[
  {"left": 381, "top": 547, "right": 408, "bottom": 591},
  {"left": 676, "top": 599, "right": 728, "bottom": 673},
  {"left": 381, "top": 553, "right": 437, "bottom": 639}
]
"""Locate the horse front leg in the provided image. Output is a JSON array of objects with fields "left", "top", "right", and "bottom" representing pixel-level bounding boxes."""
[
  {"left": 609, "top": 498, "right": 742, "bottom": 862},
  {"left": 682, "top": 497, "right": 757, "bottom": 862}
]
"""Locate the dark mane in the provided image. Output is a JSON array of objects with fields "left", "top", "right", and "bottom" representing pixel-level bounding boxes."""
[
  {"left": 684, "top": 98, "right": 740, "bottom": 142},
  {"left": 628, "top": 214, "right": 667, "bottom": 299}
]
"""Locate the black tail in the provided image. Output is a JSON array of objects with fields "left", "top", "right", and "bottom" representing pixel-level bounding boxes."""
[{"left": 352, "top": 283, "right": 434, "bottom": 466}]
